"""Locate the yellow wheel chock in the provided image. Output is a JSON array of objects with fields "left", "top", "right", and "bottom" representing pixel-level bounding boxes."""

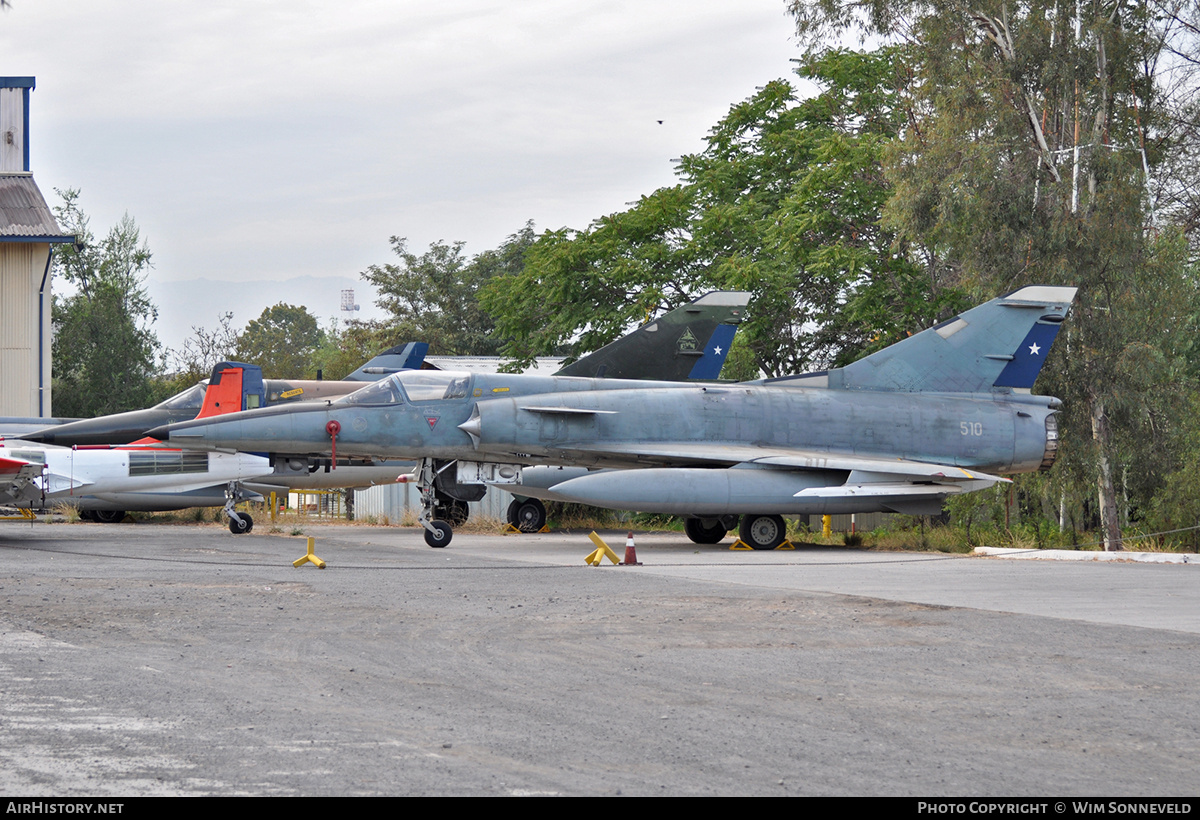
[
  {"left": 293, "top": 536, "right": 326, "bottom": 569},
  {"left": 584, "top": 531, "right": 622, "bottom": 566},
  {"left": 730, "top": 539, "right": 795, "bottom": 551}
]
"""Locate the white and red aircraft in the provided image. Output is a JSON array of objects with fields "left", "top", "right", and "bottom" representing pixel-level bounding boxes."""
[{"left": 1, "top": 363, "right": 274, "bottom": 532}]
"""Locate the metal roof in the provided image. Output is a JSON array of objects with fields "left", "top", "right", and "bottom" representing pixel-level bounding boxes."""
[
  {"left": 424, "top": 356, "right": 567, "bottom": 375},
  {"left": 0, "top": 174, "right": 73, "bottom": 242}
]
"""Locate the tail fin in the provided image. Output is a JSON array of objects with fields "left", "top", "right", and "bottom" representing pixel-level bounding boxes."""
[
  {"left": 776, "top": 286, "right": 1077, "bottom": 394},
  {"left": 343, "top": 342, "right": 429, "bottom": 381},
  {"left": 554, "top": 291, "right": 750, "bottom": 381},
  {"left": 194, "top": 362, "right": 267, "bottom": 420}
]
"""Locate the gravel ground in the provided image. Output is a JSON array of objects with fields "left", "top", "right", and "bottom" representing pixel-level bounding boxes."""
[{"left": 2, "top": 521, "right": 1198, "bottom": 796}]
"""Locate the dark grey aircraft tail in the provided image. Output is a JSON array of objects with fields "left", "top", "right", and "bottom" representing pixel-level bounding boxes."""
[
  {"left": 343, "top": 342, "right": 429, "bottom": 381},
  {"left": 772, "top": 286, "right": 1077, "bottom": 394},
  {"left": 554, "top": 291, "right": 750, "bottom": 381}
]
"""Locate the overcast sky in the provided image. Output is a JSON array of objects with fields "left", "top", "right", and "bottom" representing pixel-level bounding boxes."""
[{"left": 2, "top": 1, "right": 802, "bottom": 348}]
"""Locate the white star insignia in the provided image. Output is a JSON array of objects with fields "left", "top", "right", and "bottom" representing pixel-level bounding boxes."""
[
  {"left": 1029, "top": 343, "right": 1041, "bottom": 356},
  {"left": 713, "top": 346, "right": 723, "bottom": 355}
]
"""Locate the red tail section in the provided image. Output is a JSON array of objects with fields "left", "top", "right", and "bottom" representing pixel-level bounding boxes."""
[
  {"left": 195, "top": 366, "right": 246, "bottom": 420},
  {"left": 105, "top": 368, "right": 247, "bottom": 449}
]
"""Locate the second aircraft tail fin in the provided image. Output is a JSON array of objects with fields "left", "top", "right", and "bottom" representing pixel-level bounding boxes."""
[
  {"left": 194, "top": 362, "right": 267, "bottom": 420},
  {"left": 555, "top": 291, "right": 750, "bottom": 381},
  {"left": 343, "top": 342, "right": 429, "bottom": 381}
]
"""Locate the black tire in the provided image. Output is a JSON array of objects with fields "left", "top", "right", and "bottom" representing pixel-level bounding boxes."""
[
  {"left": 424, "top": 520, "right": 453, "bottom": 548},
  {"left": 684, "top": 517, "right": 727, "bottom": 544},
  {"left": 506, "top": 498, "right": 522, "bottom": 527},
  {"left": 79, "top": 510, "right": 96, "bottom": 522},
  {"left": 228, "top": 514, "right": 251, "bottom": 535},
  {"left": 514, "top": 498, "right": 547, "bottom": 533},
  {"left": 93, "top": 510, "right": 126, "bottom": 524},
  {"left": 739, "top": 514, "right": 787, "bottom": 550}
]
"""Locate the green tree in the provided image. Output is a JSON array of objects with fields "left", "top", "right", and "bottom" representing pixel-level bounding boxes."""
[
  {"left": 787, "top": 0, "right": 1200, "bottom": 549},
  {"left": 234, "top": 303, "right": 324, "bottom": 379},
  {"left": 480, "top": 50, "right": 959, "bottom": 377},
  {"left": 362, "top": 223, "right": 535, "bottom": 356},
  {"left": 310, "top": 318, "right": 387, "bottom": 381},
  {"left": 51, "top": 189, "right": 162, "bottom": 418}
]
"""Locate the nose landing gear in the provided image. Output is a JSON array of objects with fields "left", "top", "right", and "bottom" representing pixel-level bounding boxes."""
[{"left": 224, "top": 481, "right": 254, "bottom": 535}]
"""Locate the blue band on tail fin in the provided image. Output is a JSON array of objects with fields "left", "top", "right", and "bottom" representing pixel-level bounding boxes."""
[
  {"left": 993, "top": 322, "right": 1063, "bottom": 388},
  {"left": 688, "top": 324, "right": 738, "bottom": 379}
]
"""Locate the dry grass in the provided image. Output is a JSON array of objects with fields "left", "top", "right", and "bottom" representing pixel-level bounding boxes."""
[{"left": 56, "top": 501, "right": 82, "bottom": 523}]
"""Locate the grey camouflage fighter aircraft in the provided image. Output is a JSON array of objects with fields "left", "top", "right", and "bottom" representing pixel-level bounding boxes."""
[{"left": 152, "top": 286, "right": 1076, "bottom": 549}]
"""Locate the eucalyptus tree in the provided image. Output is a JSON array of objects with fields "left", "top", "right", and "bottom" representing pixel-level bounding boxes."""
[
  {"left": 51, "top": 189, "right": 162, "bottom": 418},
  {"left": 787, "top": 0, "right": 1200, "bottom": 549}
]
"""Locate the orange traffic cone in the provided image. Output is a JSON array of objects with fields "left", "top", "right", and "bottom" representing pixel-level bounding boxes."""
[{"left": 621, "top": 531, "right": 642, "bottom": 566}]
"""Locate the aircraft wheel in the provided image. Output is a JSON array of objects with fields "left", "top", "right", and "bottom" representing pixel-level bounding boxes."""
[
  {"left": 441, "top": 499, "right": 469, "bottom": 527},
  {"left": 739, "top": 514, "right": 786, "bottom": 550},
  {"left": 684, "top": 517, "right": 727, "bottom": 544},
  {"left": 424, "top": 520, "right": 453, "bottom": 548},
  {"left": 79, "top": 510, "right": 96, "bottom": 522},
  {"left": 513, "top": 498, "right": 547, "bottom": 533},
  {"left": 506, "top": 499, "right": 522, "bottom": 527},
  {"left": 229, "top": 514, "right": 252, "bottom": 535},
  {"left": 93, "top": 510, "right": 126, "bottom": 524}
]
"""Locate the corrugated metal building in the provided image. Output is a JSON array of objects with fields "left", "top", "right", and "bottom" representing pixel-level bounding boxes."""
[
  {"left": 1, "top": 77, "right": 73, "bottom": 418},
  {"left": 353, "top": 481, "right": 518, "bottom": 524}
]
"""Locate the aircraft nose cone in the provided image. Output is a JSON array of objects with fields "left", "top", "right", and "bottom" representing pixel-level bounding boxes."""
[{"left": 458, "top": 409, "right": 482, "bottom": 446}]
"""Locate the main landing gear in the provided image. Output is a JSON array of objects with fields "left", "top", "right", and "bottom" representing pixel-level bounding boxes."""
[
  {"left": 506, "top": 497, "right": 547, "bottom": 533},
  {"left": 90, "top": 510, "right": 127, "bottom": 524},
  {"left": 683, "top": 516, "right": 730, "bottom": 544},
  {"left": 738, "top": 514, "right": 787, "bottom": 550},
  {"left": 682, "top": 514, "right": 787, "bottom": 549}
]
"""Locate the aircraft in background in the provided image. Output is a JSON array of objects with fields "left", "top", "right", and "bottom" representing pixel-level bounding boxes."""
[
  {"left": 151, "top": 286, "right": 1076, "bottom": 548},
  {"left": 10, "top": 361, "right": 411, "bottom": 532},
  {"left": 14, "top": 343, "right": 430, "bottom": 447},
  {"left": 0, "top": 438, "right": 272, "bottom": 520},
  {"left": 19, "top": 290, "right": 748, "bottom": 448},
  {"left": 551, "top": 290, "right": 745, "bottom": 382}
]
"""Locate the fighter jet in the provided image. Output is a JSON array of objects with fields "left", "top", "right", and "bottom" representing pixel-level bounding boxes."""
[
  {"left": 23, "top": 291, "right": 747, "bottom": 447},
  {"left": 28, "top": 293, "right": 749, "bottom": 529},
  {"left": 39, "top": 361, "right": 411, "bottom": 531},
  {"left": 152, "top": 286, "right": 1074, "bottom": 549}
]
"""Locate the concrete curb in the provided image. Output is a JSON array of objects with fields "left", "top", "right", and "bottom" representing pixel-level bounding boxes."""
[{"left": 974, "top": 546, "right": 1199, "bottom": 564}]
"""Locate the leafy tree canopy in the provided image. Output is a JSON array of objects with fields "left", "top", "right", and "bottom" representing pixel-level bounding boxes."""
[
  {"left": 51, "top": 189, "right": 162, "bottom": 418},
  {"left": 359, "top": 223, "right": 535, "bottom": 357},
  {"left": 234, "top": 303, "right": 324, "bottom": 379}
]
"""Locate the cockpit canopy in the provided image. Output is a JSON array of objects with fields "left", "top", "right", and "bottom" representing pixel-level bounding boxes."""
[
  {"left": 154, "top": 383, "right": 207, "bottom": 411},
  {"left": 335, "top": 370, "right": 472, "bottom": 406}
]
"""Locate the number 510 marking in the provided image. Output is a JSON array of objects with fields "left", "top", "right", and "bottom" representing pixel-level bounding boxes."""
[{"left": 960, "top": 421, "right": 983, "bottom": 436}]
